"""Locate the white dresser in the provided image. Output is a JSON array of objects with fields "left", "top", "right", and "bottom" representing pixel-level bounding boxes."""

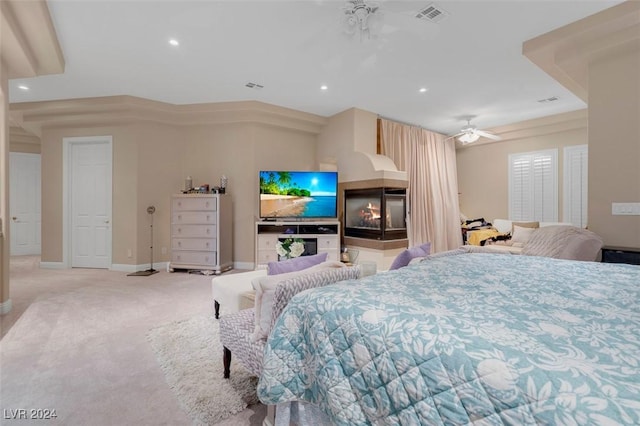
[
  {"left": 255, "top": 221, "right": 340, "bottom": 269},
  {"left": 169, "top": 194, "right": 233, "bottom": 274}
]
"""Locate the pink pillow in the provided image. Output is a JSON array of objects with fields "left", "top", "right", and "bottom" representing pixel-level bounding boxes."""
[{"left": 267, "top": 252, "right": 328, "bottom": 275}]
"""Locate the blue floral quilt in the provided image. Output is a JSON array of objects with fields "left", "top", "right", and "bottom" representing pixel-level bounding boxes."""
[{"left": 257, "top": 253, "right": 640, "bottom": 425}]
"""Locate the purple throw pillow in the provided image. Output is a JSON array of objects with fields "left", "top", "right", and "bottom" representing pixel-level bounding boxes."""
[
  {"left": 389, "top": 245, "right": 429, "bottom": 270},
  {"left": 420, "top": 242, "right": 432, "bottom": 256},
  {"left": 267, "top": 252, "right": 328, "bottom": 275}
]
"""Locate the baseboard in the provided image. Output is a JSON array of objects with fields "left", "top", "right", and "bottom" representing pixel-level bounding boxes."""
[
  {"left": 0, "top": 298, "right": 12, "bottom": 315},
  {"left": 234, "top": 261, "right": 255, "bottom": 271},
  {"left": 40, "top": 261, "right": 65, "bottom": 269},
  {"left": 111, "top": 262, "right": 169, "bottom": 273}
]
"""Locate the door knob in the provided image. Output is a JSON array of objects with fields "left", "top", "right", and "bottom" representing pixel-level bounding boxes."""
[{"left": 104, "top": 220, "right": 110, "bottom": 224}]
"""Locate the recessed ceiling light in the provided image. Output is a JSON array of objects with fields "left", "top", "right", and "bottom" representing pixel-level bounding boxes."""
[
  {"left": 419, "top": 87, "right": 428, "bottom": 93},
  {"left": 168, "top": 39, "right": 179, "bottom": 47},
  {"left": 18, "top": 85, "right": 29, "bottom": 91},
  {"left": 320, "top": 85, "right": 328, "bottom": 91}
]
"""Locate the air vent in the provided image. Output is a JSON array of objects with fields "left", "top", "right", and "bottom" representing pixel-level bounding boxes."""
[
  {"left": 415, "top": 3, "right": 448, "bottom": 23},
  {"left": 245, "top": 82, "right": 264, "bottom": 90},
  {"left": 537, "top": 96, "right": 559, "bottom": 103}
]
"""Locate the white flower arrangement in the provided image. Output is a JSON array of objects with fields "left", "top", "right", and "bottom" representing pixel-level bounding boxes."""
[{"left": 276, "top": 238, "right": 305, "bottom": 259}]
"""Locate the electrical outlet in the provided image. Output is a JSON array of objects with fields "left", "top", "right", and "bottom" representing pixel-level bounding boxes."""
[
  {"left": 612, "top": 202, "right": 640, "bottom": 215},
  {"left": 127, "top": 248, "right": 132, "bottom": 258},
  {"left": 161, "top": 247, "right": 167, "bottom": 255}
]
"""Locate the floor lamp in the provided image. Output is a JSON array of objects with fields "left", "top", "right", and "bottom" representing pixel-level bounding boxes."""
[{"left": 128, "top": 206, "right": 159, "bottom": 276}]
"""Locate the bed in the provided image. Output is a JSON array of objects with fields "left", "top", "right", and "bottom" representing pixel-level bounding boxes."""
[{"left": 257, "top": 251, "right": 640, "bottom": 425}]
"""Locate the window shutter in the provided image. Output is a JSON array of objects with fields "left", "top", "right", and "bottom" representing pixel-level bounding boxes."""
[
  {"left": 509, "top": 149, "right": 558, "bottom": 222},
  {"left": 563, "top": 145, "right": 588, "bottom": 227}
]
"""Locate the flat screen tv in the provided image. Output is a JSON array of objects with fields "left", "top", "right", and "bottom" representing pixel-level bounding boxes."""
[{"left": 259, "top": 171, "right": 338, "bottom": 219}]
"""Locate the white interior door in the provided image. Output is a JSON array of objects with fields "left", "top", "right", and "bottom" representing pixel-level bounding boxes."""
[
  {"left": 9, "top": 153, "right": 41, "bottom": 255},
  {"left": 70, "top": 138, "right": 112, "bottom": 268}
]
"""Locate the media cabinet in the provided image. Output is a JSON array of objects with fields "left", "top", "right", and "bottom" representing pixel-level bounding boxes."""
[{"left": 255, "top": 220, "right": 340, "bottom": 269}]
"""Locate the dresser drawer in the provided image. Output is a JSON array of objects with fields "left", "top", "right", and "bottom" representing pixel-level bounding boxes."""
[
  {"left": 172, "top": 211, "right": 217, "bottom": 224},
  {"left": 171, "top": 250, "right": 217, "bottom": 266},
  {"left": 171, "top": 224, "right": 216, "bottom": 238},
  {"left": 172, "top": 238, "right": 217, "bottom": 251},
  {"left": 257, "top": 250, "right": 278, "bottom": 264},
  {"left": 317, "top": 236, "right": 339, "bottom": 250},
  {"left": 172, "top": 197, "right": 217, "bottom": 211},
  {"left": 318, "top": 249, "right": 339, "bottom": 262},
  {"left": 257, "top": 235, "right": 279, "bottom": 250}
]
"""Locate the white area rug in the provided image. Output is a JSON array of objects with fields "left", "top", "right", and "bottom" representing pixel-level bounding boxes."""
[{"left": 148, "top": 315, "right": 259, "bottom": 425}]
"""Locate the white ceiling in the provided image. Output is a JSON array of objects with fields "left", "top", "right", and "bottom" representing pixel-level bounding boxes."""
[{"left": 8, "top": 0, "right": 624, "bottom": 136}]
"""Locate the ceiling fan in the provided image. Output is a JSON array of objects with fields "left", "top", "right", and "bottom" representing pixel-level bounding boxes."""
[
  {"left": 342, "top": 0, "right": 380, "bottom": 40},
  {"left": 447, "top": 119, "right": 502, "bottom": 144}
]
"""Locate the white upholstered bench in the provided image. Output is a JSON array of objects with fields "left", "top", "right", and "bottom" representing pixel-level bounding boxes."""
[{"left": 211, "top": 269, "right": 267, "bottom": 318}]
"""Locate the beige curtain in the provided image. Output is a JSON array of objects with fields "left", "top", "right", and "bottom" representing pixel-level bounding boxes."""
[{"left": 380, "top": 119, "right": 462, "bottom": 253}]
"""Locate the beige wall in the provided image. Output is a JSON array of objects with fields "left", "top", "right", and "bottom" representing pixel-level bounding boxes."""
[
  {"left": 456, "top": 111, "right": 588, "bottom": 223},
  {"left": 1, "top": 63, "right": 9, "bottom": 309},
  {"left": 36, "top": 111, "right": 320, "bottom": 267},
  {"left": 588, "top": 47, "right": 640, "bottom": 247}
]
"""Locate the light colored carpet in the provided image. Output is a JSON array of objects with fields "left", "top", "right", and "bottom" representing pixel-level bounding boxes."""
[
  {"left": 148, "top": 315, "right": 259, "bottom": 425},
  {"left": 1, "top": 256, "right": 266, "bottom": 425}
]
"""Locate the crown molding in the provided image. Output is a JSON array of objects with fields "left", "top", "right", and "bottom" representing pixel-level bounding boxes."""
[
  {"left": 523, "top": 1, "right": 640, "bottom": 102},
  {"left": 0, "top": 0, "right": 64, "bottom": 79},
  {"left": 456, "top": 109, "right": 588, "bottom": 149},
  {"left": 10, "top": 96, "right": 328, "bottom": 136}
]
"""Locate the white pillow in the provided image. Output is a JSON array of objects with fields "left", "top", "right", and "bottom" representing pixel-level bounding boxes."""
[
  {"left": 492, "top": 219, "right": 512, "bottom": 234},
  {"left": 511, "top": 225, "right": 536, "bottom": 246},
  {"left": 252, "top": 261, "right": 346, "bottom": 341}
]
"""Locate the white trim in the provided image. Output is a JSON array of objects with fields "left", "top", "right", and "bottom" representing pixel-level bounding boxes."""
[
  {"left": 39, "top": 261, "right": 65, "bottom": 269},
  {"left": 0, "top": 298, "right": 12, "bottom": 315},
  {"left": 234, "top": 261, "right": 254, "bottom": 271},
  {"left": 63, "top": 136, "right": 113, "bottom": 269}
]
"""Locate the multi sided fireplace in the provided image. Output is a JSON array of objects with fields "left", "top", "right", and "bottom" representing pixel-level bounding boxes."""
[{"left": 344, "top": 187, "right": 407, "bottom": 240}]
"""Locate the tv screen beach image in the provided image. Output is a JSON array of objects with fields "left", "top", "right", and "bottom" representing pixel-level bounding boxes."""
[{"left": 259, "top": 171, "right": 337, "bottom": 218}]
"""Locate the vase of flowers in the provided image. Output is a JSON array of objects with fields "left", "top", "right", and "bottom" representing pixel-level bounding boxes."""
[{"left": 276, "top": 237, "right": 305, "bottom": 260}]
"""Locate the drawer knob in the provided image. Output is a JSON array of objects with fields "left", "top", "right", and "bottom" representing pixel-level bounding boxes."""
[
  {"left": 178, "top": 215, "right": 182, "bottom": 220},
  {"left": 178, "top": 241, "right": 182, "bottom": 247},
  {"left": 206, "top": 242, "right": 210, "bottom": 248}
]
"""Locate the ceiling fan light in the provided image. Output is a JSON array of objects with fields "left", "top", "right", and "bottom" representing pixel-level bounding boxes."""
[{"left": 458, "top": 133, "right": 480, "bottom": 144}]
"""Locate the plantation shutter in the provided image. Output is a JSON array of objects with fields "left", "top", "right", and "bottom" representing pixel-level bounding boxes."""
[
  {"left": 508, "top": 149, "right": 558, "bottom": 222},
  {"left": 563, "top": 145, "right": 588, "bottom": 227}
]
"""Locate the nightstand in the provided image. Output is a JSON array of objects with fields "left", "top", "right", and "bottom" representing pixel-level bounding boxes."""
[{"left": 601, "top": 246, "right": 640, "bottom": 266}]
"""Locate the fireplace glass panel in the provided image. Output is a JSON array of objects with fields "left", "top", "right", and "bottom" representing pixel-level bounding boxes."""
[
  {"left": 385, "top": 195, "right": 406, "bottom": 230},
  {"left": 344, "top": 188, "right": 407, "bottom": 240},
  {"left": 345, "top": 195, "right": 381, "bottom": 230}
]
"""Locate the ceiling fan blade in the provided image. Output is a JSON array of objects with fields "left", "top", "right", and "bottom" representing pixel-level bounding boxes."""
[
  {"left": 475, "top": 130, "right": 502, "bottom": 141},
  {"left": 445, "top": 131, "right": 464, "bottom": 141}
]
